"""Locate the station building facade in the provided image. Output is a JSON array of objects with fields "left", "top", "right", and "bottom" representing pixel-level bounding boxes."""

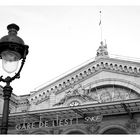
[{"left": 1, "top": 42, "right": 140, "bottom": 134}]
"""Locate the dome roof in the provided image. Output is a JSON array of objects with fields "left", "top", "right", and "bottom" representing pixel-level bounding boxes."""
[{"left": 0, "top": 23, "right": 25, "bottom": 45}]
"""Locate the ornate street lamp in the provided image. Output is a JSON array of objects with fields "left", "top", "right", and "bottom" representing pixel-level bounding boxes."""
[{"left": 0, "top": 23, "right": 29, "bottom": 134}]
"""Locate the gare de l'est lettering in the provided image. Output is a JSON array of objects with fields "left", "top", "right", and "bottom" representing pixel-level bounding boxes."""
[{"left": 16, "top": 115, "right": 103, "bottom": 131}]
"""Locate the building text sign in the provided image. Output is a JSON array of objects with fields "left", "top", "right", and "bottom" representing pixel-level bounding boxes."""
[{"left": 15, "top": 115, "right": 103, "bottom": 131}]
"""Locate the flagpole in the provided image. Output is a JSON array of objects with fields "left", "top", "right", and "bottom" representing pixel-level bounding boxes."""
[{"left": 99, "top": 11, "right": 103, "bottom": 43}]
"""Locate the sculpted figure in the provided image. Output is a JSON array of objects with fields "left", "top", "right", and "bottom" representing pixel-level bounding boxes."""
[{"left": 96, "top": 41, "right": 108, "bottom": 57}]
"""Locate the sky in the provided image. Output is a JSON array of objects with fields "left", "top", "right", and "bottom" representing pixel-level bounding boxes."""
[{"left": 0, "top": 3, "right": 140, "bottom": 95}]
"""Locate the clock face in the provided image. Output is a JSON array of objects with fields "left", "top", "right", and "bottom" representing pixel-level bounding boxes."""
[{"left": 69, "top": 100, "right": 80, "bottom": 107}]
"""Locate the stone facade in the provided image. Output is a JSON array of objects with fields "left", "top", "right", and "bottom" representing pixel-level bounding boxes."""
[{"left": 1, "top": 42, "right": 140, "bottom": 134}]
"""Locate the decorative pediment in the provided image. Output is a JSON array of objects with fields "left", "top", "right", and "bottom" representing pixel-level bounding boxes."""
[{"left": 30, "top": 56, "right": 140, "bottom": 102}]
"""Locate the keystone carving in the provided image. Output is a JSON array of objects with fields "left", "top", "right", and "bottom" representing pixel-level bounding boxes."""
[{"left": 86, "top": 123, "right": 100, "bottom": 134}]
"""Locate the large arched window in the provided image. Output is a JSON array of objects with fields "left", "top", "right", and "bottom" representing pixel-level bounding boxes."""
[{"left": 89, "top": 85, "right": 140, "bottom": 103}]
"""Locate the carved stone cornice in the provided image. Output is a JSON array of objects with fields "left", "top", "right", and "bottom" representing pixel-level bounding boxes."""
[{"left": 35, "top": 95, "right": 50, "bottom": 105}]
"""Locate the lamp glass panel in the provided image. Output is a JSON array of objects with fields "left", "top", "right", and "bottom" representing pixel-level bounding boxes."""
[{"left": 1, "top": 50, "right": 20, "bottom": 73}]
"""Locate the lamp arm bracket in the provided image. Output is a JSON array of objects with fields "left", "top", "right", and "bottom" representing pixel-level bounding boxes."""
[
  {"left": 0, "top": 76, "right": 5, "bottom": 82},
  {"left": 11, "top": 57, "right": 26, "bottom": 82},
  {"left": 11, "top": 47, "right": 27, "bottom": 81}
]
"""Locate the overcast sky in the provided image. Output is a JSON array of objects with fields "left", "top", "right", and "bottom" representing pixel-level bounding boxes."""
[{"left": 0, "top": 5, "right": 140, "bottom": 95}]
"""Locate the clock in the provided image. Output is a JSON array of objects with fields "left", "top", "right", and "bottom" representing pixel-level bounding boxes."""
[{"left": 69, "top": 100, "right": 80, "bottom": 107}]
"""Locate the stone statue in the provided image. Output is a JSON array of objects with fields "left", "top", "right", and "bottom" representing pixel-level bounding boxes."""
[{"left": 96, "top": 41, "right": 109, "bottom": 59}]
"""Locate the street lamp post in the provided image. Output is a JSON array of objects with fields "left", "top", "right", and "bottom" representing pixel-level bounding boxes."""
[{"left": 0, "top": 23, "right": 29, "bottom": 134}]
